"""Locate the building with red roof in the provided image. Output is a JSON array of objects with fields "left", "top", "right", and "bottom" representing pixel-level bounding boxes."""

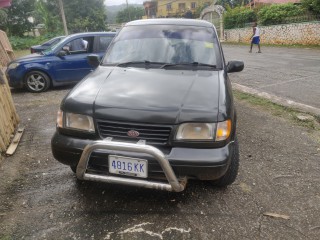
[{"left": 0, "top": 0, "right": 11, "bottom": 8}]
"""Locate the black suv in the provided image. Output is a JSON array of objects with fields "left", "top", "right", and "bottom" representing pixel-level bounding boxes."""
[{"left": 51, "top": 19, "right": 244, "bottom": 192}]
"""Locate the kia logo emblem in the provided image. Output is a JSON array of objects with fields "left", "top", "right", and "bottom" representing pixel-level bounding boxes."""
[{"left": 127, "top": 130, "right": 140, "bottom": 138}]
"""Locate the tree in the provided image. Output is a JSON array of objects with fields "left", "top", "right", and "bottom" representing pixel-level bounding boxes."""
[
  {"left": 217, "top": 0, "right": 250, "bottom": 9},
  {"left": 2, "top": 0, "right": 107, "bottom": 36},
  {"left": 301, "top": 0, "right": 320, "bottom": 15},
  {"left": 6, "top": 0, "right": 36, "bottom": 36},
  {"left": 34, "top": 0, "right": 62, "bottom": 34},
  {"left": 116, "top": 6, "right": 144, "bottom": 23},
  {"left": 258, "top": 3, "right": 304, "bottom": 26},
  {"left": 63, "top": 0, "right": 107, "bottom": 33},
  {"left": 0, "top": 9, "right": 8, "bottom": 31},
  {"left": 224, "top": 6, "right": 257, "bottom": 29}
]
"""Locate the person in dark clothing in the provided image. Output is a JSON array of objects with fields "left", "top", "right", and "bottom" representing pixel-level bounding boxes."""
[{"left": 184, "top": 8, "right": 193, "bottom": 19}]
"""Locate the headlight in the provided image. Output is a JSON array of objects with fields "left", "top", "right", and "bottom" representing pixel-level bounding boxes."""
[
  {"left": 175, "top": 120, "right": 232, "bottom": 141},
  {"left": 8, "top": 62, "right": 20, "bottom": 69},
  {"left": 57, "top": 111, "right": 95, "bottom": 132},
  {"left": 176, "top": 123, "right": 215, "bottom": 140}
]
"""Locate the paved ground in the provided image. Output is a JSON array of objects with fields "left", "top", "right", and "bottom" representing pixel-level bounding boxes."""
[
  {"left": 0, "top": 87, "right": 319, "bottom": 239},
  {"left": 223, "top": 44, "right": 320, "bottom": 110}
]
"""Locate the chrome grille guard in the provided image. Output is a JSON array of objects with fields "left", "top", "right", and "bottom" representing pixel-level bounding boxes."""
[{"left": 76, "top": 139, "right": 187, "bottom": 192}]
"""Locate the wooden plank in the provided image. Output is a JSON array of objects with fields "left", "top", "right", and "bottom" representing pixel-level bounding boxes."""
[
  {"left": 0, "top": 87, "right": 15, "bottom": 133},
  {"left": 0, "top": 133, "right": 6, "bottom": 152},
  {"left": 0, "top": 30, "right": 19, "bottom": 153},
  {"left": 0, "top": 95, "right": 11, "bottom": 147},
  {"left": 0, "top": 113, "right": 10, "bottom": 146},
  {"left": 0, "top": 69, "right": 19, "bottom": 125},
  {"left": 6, "top": 127, "right": 24, "bottom": 156}
]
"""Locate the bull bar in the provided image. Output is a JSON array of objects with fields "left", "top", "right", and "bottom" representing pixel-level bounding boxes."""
[{"left": 76, "top": 139, "right": 187, "bottom": 192}]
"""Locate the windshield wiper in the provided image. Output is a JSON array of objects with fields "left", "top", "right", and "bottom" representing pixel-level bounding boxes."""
[
  {"left": 161, "top": 62, "right": 217, "bottom": 69},
  {"left": 116, "top": 61, "right": 165, "bottom": 68}
]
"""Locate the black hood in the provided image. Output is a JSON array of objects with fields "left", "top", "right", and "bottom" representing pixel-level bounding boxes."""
[{"left": 64, "top": 67, "right": 220, "bottom": 124}]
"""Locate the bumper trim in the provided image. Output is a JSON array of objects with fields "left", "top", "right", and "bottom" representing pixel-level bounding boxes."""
[{"left": 76, "top": 140, "right": 187, "bottom": 192}]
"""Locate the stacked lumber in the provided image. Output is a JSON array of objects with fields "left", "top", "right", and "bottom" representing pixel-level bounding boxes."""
[
  {"left": 0, "top": 30, "right": 19, "bottom": 154},
  {"left": 0, "top": 30, "right": 15, "bottom": 66},
  {"left": 0, "top": 69, "right": 19, "bottom": 153}
]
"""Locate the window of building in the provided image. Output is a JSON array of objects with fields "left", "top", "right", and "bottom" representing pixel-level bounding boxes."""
[
  {"left": 166, "top": 3, "right": 172, "bottom": 11},
  {"left": 191, "top": 2, "right": 196, "bottom": 9},
  {"left": 179, "top": 3, "right": 186, "bottom": 11}
]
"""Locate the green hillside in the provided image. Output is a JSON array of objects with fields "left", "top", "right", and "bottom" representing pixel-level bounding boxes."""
[{"left": 106, "top": 4, "right": 143, "bottom": 24}]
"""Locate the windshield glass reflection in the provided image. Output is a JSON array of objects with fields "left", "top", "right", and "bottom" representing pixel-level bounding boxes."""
[{"left": 103, "top": 25, "right": 221, "bottom": 67}]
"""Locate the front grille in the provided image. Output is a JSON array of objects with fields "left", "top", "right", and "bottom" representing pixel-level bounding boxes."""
[{"left": 97, "top": 120, "right": 172, "bottom": 146}]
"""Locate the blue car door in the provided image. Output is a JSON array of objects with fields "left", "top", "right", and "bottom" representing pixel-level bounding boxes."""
[{"left": 53, "top": 36, "right": 95, "bottom": 83}]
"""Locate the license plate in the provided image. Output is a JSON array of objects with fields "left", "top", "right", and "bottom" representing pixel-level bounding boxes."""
[{"left": 108, "top": 155, "right": 148, "bottom": 178}]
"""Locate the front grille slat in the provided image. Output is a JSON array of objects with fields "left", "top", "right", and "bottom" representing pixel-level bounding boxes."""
[
  {"left": 97, "top": 120, "right": 172, "bottom": 146},
  {"left": 100, "top": 125, "right": 171, "bottom": 133},
  {"left": 100, "top": 129, "right": 169, "bottom": 137}
]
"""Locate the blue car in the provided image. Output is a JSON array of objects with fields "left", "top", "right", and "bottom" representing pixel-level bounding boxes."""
[
  {"left": 30, "top": 36, "right": 65, "bottom": 54},
  {"left": 6, "top": 32, "right": 116, "bottom": 93}
]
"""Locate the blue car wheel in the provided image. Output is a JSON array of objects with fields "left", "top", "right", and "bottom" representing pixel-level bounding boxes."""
[{"left": 25, "top": 71, "right": 50, "bottom": 93}]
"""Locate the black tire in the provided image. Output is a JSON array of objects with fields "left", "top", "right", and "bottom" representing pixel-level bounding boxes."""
[
  {"left": 25, "top": 71, "right": 50, "bottom": 93},
  {"left": 214, "top": 136, "right": 239, "bottom": 187}
]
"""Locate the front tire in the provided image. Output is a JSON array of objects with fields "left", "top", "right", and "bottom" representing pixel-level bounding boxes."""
[
  {"left": 25, "top": 71, "right": 50, "bottom": 93},
  {"left": 214, "top": 136, "right": 239, "bottom": 187}
]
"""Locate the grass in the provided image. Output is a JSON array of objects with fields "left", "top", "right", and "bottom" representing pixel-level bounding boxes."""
[
  {"left": 14, "top": 49, "right": 30, "bottom": 58},
  {"left": 233, "top": 90, "right": 320, "bottom": 131}
]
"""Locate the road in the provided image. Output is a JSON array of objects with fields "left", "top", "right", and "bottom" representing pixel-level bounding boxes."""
[
  {"left": 223, "top": 44, "right": 320, "bottom": 110},
  {"left": 0, "top": 86, "right": 319, "bottom": 239}
]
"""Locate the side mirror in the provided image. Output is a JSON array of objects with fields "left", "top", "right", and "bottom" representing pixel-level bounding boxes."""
[
  {"left": 227, "top": 61, "right": 244, "bottom": 73},
  {"left": 87, "top": 54, "right": 100, "bottom": 68},
  {"left": 58, "top": 50, "right": 67, "bottom": 57}
]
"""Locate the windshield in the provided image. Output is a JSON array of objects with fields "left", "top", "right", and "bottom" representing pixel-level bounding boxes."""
[
  {"left": 103, "top": 25, "right": 221, "bottom": 69},
  {"left": 42, "top": 37, "right": 66, "bottom": 55}
]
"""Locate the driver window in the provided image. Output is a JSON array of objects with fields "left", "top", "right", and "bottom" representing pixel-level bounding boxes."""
[{"left": 62, "top": 37, "right": 94, "bottom": 55}]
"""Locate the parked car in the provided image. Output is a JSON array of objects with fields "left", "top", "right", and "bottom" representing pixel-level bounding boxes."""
[
  {"left": 6, "top": 32, "right": 116, "bottom": 92},
  {"left": 30, "top": 36, "right": 65, "bottom": 53},
  {"left": 51, "top": 19, "right": 244, "bottom": 192}
]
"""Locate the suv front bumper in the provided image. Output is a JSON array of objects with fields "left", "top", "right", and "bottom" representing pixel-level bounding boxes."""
[{"left": 51, "top": 131, "right": 235, "bottom": 191}]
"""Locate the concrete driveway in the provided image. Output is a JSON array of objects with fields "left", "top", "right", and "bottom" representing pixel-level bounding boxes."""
[
  {"left": 223, "top": 44, "right": 320, "bottom": 110},
  {"left": 0, "top": 87, "right": 319, "bottom": 239}
]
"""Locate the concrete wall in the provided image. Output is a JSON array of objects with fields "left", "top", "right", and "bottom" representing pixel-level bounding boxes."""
[{"left": 224, "top": 22, "right": 320, "bottom": 45}]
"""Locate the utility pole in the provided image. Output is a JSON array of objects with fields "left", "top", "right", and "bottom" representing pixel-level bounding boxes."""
[
  {"left": 58, "top": 0, "right": 68, "bottom": 35},
  {"left": 126, "top": 0, "right": 131, "bottom": 21}
]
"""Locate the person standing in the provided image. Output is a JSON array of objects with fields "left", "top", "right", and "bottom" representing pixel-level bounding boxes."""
[{"left": 249, "top": 22, "right": 261, "bottom": 53}]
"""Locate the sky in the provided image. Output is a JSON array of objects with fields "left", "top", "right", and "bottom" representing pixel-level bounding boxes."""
[{"left": 105, "top": 0, "right": 144, "bottom": 6}]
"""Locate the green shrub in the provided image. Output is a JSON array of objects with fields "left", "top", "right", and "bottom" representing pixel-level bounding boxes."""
[
  {"left": 301, "top": 0, "right": 320, "bottom": 15},
  {"left": 224, "top": 6, "right": 257, "bottom": 29},
  {"left": 258, "top": 3, "right": 304, "bottom": 26},
  {"left": 9, "top": 33, "right": 59, "bottom": 50}
]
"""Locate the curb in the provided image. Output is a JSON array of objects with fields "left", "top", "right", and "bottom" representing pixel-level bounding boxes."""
[{"left": 232, "top": 83, "right": 320, "bottom": 118}]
